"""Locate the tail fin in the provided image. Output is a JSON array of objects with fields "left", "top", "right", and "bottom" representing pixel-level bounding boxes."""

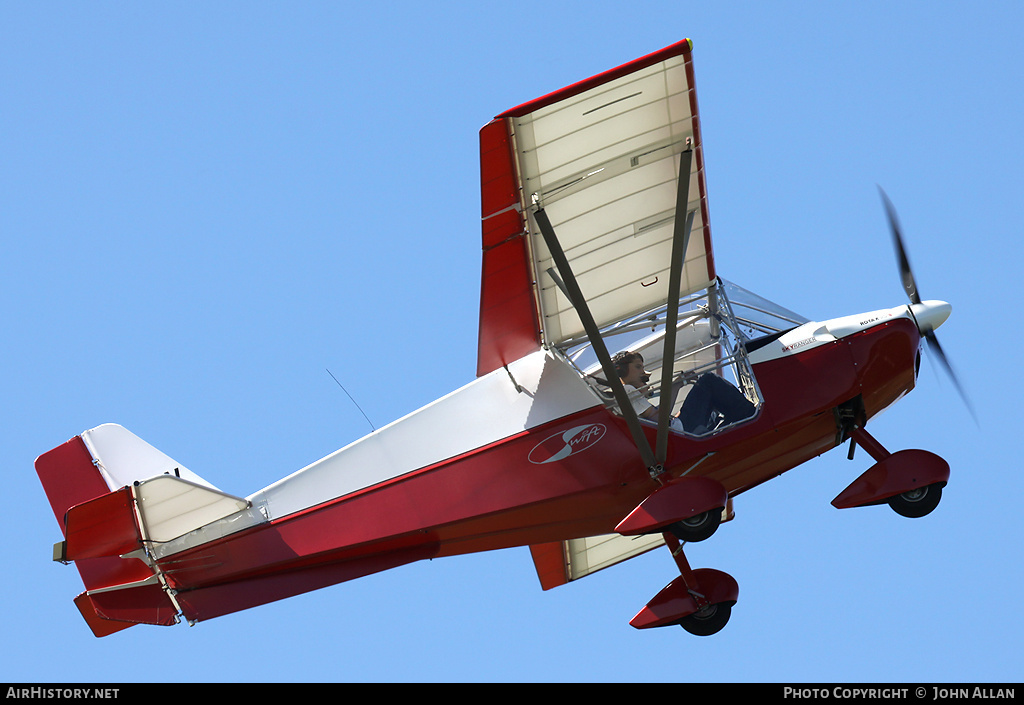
[{"left": 35, "top": 424, "right": 248, "bottom": 637}]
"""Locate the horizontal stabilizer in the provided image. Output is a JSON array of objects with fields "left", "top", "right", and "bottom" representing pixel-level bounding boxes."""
[
  {"left": 134, "top": 474, "right": 249, "bottom": 543},
  {"left": 74, "top": 593, "right": 136, "bottom": 638},
  {"left": 87, "top": 578, "right": 178, "bottom": 626},
  {"left": 74, "top": 576, "right": 180, "bottom": 638},
  {"left": 61, "top": 476, "right": 249, "bottom": 559}
]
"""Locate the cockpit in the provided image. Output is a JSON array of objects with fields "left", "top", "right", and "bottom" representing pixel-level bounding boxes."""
[{"left": 556, "top": 279, "right": 808, "bottom": 437}]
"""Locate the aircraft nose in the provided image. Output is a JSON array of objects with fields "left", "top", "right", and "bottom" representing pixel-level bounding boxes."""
[{"left": 909, "top": 300, "right": 952, "bottom": 334}]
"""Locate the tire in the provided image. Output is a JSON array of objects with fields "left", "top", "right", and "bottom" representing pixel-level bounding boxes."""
[
  {"left": 679, "top": 602, "right": 733, "bottom": 636},
  {"left": 888, "top": 483, "right": 943, "bottom": 518},
  {"left": 668, "top": 509, "right": 722, "bottom": 542}
]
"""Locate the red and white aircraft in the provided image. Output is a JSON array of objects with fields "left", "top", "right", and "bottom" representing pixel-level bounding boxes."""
[{"left": 36, "top": 39, "right": 963, "bottom": 637}]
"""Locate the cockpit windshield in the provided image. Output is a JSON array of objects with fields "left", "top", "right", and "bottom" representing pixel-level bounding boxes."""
[{"left": 718, "top": 279, "right": 808, "bottom": 340}]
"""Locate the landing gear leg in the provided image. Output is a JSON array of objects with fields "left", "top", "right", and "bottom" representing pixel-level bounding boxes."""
[
  {"left": 663, "top": 533, "right": 733, "bottom": 636},
  {"left": 663, "top": 532, "right": 702, "bottom": 595}
]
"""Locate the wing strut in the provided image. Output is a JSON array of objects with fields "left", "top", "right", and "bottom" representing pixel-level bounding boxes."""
[
  {"left": 532, "top": 147, "right": 695, "bottom": 477},
  {"left": 655, "top": 147, "right": 694, "bottom": 466},
  {"left": 532, "top": 207, "right": 659, "bottom": 474}
]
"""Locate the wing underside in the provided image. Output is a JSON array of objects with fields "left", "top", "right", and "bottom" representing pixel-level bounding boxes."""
[
  {"left": 530, "top": 533, "right": 665, "bottom": 590},
  {"left": 477, "top": 39, "right": 714, "bottom": 376}
]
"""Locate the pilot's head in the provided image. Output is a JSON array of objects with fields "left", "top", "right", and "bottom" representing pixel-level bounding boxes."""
[{"left": 612, "top": 351, "right": 649, "bottom": 388}]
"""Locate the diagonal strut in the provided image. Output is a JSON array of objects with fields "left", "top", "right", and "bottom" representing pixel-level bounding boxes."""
[{"left": 655, "top": 148, "right": 694, "bottom": 466}]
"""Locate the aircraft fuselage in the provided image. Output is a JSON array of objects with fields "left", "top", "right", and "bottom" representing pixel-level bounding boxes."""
[{"left": 159, "top": 305, "right": 921, "bottom": 625}]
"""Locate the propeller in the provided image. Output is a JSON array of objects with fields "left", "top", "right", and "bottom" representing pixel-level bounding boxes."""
[{"left": 878, "top": 186, "right": 976, "bottom": 422}]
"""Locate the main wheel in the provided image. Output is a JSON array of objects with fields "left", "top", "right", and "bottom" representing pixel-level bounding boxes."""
[
  {"left": 678, "top": 601, "right": 733, "bottom": 636},
  {"left": 888, "top": 483, "right": 943, "bottom": 518},
  {"left": 668, "top": 509, "right": 722, "bottom": 542}
]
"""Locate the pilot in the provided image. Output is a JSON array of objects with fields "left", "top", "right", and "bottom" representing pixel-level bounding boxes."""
[
  {"left": 612, "top": 351, "right": 684, "bottom": 432},
  {"left": 612, "top": 350, "right": 756, "bottom": 435}
]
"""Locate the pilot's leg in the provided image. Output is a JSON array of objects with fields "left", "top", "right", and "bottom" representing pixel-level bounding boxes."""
[
  {"left": 702, "top": 373, "right": 755, "bottom": 424},
  {"left": 679, "top": 373, "right": 755, "bottom": 432},
  {"left": 678, "top": 374, "right": 715, "bottom": 432}
]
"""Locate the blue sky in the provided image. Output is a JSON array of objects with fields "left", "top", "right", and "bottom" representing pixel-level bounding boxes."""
[{"left": 3, "top": 2, "right": 1022, "bottom": 683}]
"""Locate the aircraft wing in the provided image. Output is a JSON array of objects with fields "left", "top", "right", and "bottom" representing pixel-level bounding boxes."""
[{"left": 477, "top": 39, "right": 715, "bottom": 376}]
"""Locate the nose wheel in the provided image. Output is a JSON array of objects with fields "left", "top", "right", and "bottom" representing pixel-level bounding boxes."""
[
  {"left": 833, "top": 426, "right": 950, "bottom": 518},
  {"left": 888, "top": 483, "right": 943, "bottom": 518}
]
